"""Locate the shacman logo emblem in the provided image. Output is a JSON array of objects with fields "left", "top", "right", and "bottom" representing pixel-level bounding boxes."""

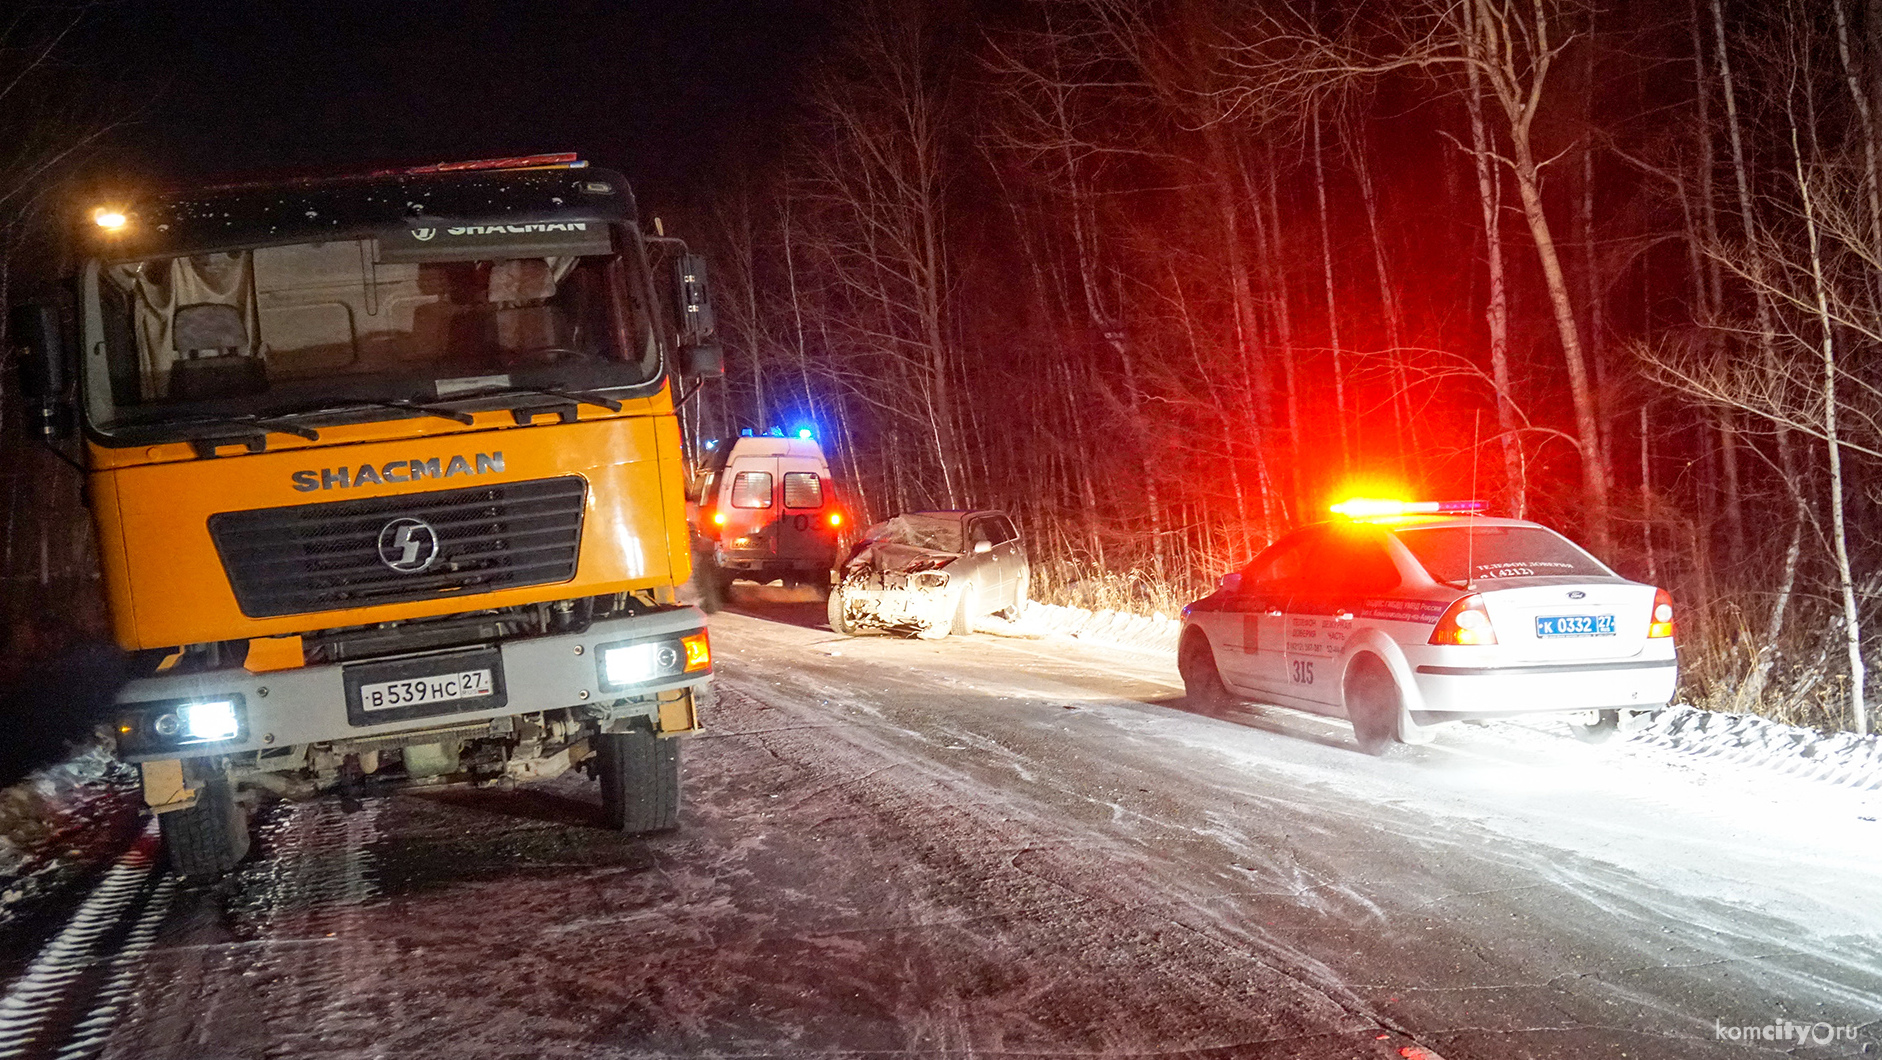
[
  {"left": 411, "top": 228, "right": 437, "bottom": 241},
  {"left": 291, "top": 452, "right": 504, "bottom": 492},
  {"left": 377, "top": 517, "right": 440, "bottom": 573}
]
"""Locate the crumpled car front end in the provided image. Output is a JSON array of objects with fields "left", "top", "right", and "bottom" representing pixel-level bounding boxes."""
[{"left": 830, "top": 525, "right": 966, "bottom": 638}]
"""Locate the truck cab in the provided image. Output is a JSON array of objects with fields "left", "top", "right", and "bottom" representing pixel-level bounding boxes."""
[{"left": 11, "top": 154, "right": 724, "bottom": 876}]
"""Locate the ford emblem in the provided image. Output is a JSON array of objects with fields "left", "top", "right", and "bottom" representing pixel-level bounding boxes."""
[{"left": 1567, "top": 590, "right": 1586, "bottom": 599}]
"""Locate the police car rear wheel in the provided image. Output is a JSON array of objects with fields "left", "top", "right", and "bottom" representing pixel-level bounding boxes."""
[
  {"left": 1345, "top": 657, "right": 1402, "bottom": 757},
  {"left": 1178, "top": 632, "right": 1232, "bottom": 711}
]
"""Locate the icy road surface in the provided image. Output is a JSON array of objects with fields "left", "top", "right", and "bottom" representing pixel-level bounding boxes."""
[{"left": 14, "top": 590, "right": 1882, "bottom": 1059}]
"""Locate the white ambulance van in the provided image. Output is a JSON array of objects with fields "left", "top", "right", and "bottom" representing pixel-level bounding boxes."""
[{"left": 694, "top": 431, "right": 843, "bottom": 597}]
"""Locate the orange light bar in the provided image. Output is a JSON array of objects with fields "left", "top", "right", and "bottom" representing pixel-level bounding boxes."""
[
  {"left": 682, "top": 631, "right": 711, "bottom": 672},
  {"left": 1332, "top": 498, "right": 1487, "bottom": 518}
]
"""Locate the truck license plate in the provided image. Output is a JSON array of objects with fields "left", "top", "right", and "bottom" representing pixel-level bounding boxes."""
[
  {"left": 1535, "top": 614, "right": 1616, "bottom": 637},
  {"left": 357, "top": 669, "right": 494, "bottom": 712},
  {"left": 342, "top": 647, "right": 507, "bottom": 726}
]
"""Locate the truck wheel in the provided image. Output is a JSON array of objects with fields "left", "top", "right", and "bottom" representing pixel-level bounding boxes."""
[
  {"left": 950, "top": 585, "right": 975, "bottom": 637},
  {"left": 1345, "top": 656, "right": 1403, "bottom": 757},
  {"left": 827, "top": 586, "right": 855, "bottom": 635},
  {"left": 597, "top": 718, "right": 680, "bottom": 834},
  {"left": 159, "top": 774, "right": 251, "bottom": 878}
]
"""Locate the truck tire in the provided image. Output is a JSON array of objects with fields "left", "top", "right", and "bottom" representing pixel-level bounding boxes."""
[
  {"left": 159, "top": 775, "right": 251, "bottom": 878},
  {"left": 827, "top": 586, "right": 855, "bottom": 635},
  {"left": 597, "top": 718, "right": 680, "bottom": 834}
]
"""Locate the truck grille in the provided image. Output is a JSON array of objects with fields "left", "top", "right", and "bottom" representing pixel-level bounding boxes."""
[{"left": 209, "top": 477, "right": 586, "bottom": 618}]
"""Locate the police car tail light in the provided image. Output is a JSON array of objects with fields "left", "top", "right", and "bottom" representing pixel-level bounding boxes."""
[
  {"left": 1430, "top": 594, "right": 1498, "bottom": 646},
  {"left": 1648, "top": 588, "right": 1675, "bottom": 639}
]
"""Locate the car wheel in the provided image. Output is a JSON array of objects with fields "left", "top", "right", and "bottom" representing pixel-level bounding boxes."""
[
  {"left": 1566, "top": 709, "right": 1620, "bottom": 743},
  {"left": 950, "top": 584, "right": 975, "bottom": 637},
  {"left": 597, "top": 717, "right": 680, "bottom": 834},
  {"left": 159, "top": 772, "right": 251, "bottom": 878},
  {"left": 997, "top": 569, "right": 1030, "bottom": 620},
  {"left": 1344, "top": 656, "right": 1403, "bottom": 757},
  {"left": 1178, "top": 630, "right": 1233, "bottom": 711},
  {"left": 827, "top": 585, "right": 855, "bottom": 635}
]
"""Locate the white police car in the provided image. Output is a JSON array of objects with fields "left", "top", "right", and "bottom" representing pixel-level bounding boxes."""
[{"left": 1177, "top": 500, "right": 1677, "bottom": 754}]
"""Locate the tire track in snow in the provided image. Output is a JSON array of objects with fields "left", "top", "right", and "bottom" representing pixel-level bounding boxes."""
[
  {"left": 231, "top": 797, "right": 384, "bottom": 1060},
  {"left": 0, "top": 820, "right": 172, "bottom": 1060}
]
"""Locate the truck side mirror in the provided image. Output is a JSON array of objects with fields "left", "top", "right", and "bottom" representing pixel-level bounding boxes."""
[
  {"left": 680, "top": 343, "right": 724, "bottom": 380},
  {"left": 1218, "top": 571, "right": 1242, "bottom": 594},
  {"left": 672, "top": 253, "right": 715, "bottom": 339},
  {"left": 10, "top": 303, "right": 73, "bottom": 439}
]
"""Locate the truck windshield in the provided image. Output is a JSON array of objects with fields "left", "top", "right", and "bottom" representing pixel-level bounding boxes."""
[{"left": 87, "top": 237, "right": 661, "bottom": 438}]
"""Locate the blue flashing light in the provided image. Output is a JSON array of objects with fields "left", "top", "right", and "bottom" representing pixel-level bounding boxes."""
[
  {"left": 704, "top": 439, "right": 719, "bottom": 450},
  {"left": 739, "top": 428, "right": 754, "bottom": 437},
  {"left": 766, "top": 426, "right": 785, "bottom": 437},
  {"left": 796, "top": 427, "right": 815, "bottom": 440}
]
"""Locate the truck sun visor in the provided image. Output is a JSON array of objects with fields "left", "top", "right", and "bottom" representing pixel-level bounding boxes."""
[{"left": 377, "top": 220, "right": 613, "bottom": 263}]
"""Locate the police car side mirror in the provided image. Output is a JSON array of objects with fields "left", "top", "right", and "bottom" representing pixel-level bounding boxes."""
[
  {"left": 1218, "top": 571, "right": 1242, "bottom": 594},
  {"left": 973, "top": 540, "right": 992, "bottom": 555},
  {"left": 680, "top": 343, "right": 724, "bottom": 380}
]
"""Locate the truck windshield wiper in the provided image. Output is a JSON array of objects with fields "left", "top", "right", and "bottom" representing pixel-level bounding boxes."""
[
  {"left": 449, "top": 384, "right": 623, "bottom": 415},
  {"left": 271, "top": 397, "right": 475, "bottom": 426},
  {"left": 132, "top": 413, "right": 320, "bottom": 458}
]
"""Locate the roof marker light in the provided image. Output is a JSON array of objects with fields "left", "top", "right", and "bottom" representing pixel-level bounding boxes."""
[{"left": 1331, "top": 498, "right": 1487, "bottom": 518}]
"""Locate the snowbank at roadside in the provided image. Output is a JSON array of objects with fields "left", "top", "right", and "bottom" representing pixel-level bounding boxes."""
[
  {"left": 1627, "top": 704, "right": 1882, "bottom": 791},
  {"left": 993, "top": 602, "right": 1182, "bottom": 657},
  {"left": 0, "top": 741, "right": 141, "bottom": 927}
]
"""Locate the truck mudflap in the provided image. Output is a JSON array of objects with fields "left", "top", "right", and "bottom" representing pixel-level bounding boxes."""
[{"left": 111, "top": 607, "right": 712, "bottom": 763}]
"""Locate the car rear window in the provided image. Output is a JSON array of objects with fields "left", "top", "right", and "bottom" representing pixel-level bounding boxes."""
[
  {"left": 1392, "top": 525, "right": 1611, "bottom": 583},
  {"left": 730, "top": 471, "right": 774, "bottom": 508},
  {"left": 782, "top": 472, "right": 822, "bottom": 509}
]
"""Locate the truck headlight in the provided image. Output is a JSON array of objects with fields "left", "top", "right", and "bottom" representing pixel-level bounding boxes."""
[
  {"left": 116, "top": 694, "right": 247, "bottom": 755},
  {"left": 595, "top": 631, "right": 711, "bottom": 692},
  {"left": 179, "top": 700, "right": 241, "bottom": 741}
]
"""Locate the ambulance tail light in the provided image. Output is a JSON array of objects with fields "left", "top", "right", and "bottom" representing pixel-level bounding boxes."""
[
  {"left": 1430, "top": 594, "right": 1498, "bottom": 646},
  {"left": 1648, "top": 588, "right": 1675, "bottom": 639},
  {"left": 827, "top": 511, "right": 844, "bottom": 529}
]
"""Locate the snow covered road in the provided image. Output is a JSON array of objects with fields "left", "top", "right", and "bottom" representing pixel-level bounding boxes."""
[{"left": 18, "top": 590, "right": 1882, "bottom": 1058}]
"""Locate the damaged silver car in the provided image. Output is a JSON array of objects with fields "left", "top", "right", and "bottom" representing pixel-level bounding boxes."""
[{"left": 827, "top": 510, "right": 1029, "bottom": 638}]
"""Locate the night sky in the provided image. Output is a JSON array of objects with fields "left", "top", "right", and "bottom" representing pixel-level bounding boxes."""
[{"left": 101, "top": 0, "right": 826, "bottom": 214}]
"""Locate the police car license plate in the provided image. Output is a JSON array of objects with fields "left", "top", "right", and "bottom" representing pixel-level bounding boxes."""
[
  {"left": 358, "top": 669, "right": 494, "bottom": 712},
  {"left": 1535, "top": 614, "right": 1616, "bottom": 637}
]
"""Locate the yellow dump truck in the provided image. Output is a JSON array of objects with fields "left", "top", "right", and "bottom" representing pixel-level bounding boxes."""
[{"left": 9, "top": 153, "right": 723, "bottom": 875}]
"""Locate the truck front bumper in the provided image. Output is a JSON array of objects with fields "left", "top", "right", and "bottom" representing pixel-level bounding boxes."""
[{"left": 112, "top": 608, "right": 711, "bottom": 764}]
